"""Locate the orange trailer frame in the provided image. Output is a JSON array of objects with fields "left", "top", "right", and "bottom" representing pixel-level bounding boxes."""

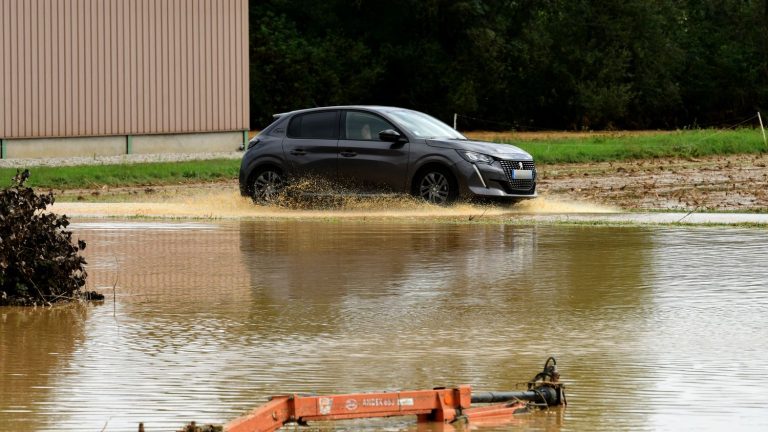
[{"left": 226, "top": 358, "right": 565, "bottom": 432}]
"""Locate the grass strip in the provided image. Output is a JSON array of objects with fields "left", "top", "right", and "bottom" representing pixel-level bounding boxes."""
[
  {"left": 1, "top": 129, "right": 766, "bottom": 189},
  {"left": 489, "top": 129, "right": 767, "bottom": 163},
  {"left": 0, "top": 159, "right": 240, "bottom": 189}
]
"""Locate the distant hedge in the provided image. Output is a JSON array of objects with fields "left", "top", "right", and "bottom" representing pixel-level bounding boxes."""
[
  {"left": 0, "top": 171, "right": 92, "bottom": 306},
  {"left": 250, "top": 0, "right": 768, "bottom": 130}
]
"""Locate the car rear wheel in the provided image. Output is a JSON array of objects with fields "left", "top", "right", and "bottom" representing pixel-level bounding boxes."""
[
  {"left": 415, "top": 169, "right": 457, "bottom": 205},
  {"left": 251, "top": 168, "right": 284, "bottom": 203}
]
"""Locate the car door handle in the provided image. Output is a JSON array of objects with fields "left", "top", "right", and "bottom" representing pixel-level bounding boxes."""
[
  {"left": 290, "top": 149, "right": 306, "bottom": 156},
  {"left": 340, "top": 151, "right": 357, "bottom": 157}
]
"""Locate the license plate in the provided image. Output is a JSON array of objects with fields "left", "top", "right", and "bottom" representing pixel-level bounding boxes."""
[{"left": 512, "top": 169, "right": 533, "bottom": 180}]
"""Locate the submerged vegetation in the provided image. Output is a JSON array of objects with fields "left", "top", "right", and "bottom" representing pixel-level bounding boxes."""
[{"left": 0, "top": 171, "right": 96, "bottom": 306}]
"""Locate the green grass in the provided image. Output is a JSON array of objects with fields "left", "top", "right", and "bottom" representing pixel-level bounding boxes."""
[
  {"left": 494, "top": 129, "right": 767, "bottom": 164},
  {"left": 0, "top": 159, "right": 240, "bottom": 189},
  {"left": 1, "top": 129, "right": 766, "bottom": 190}
]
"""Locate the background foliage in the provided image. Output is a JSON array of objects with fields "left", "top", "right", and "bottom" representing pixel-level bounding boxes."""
[{"left": 249, "top": 0, "right": 768, "bottom": 131}]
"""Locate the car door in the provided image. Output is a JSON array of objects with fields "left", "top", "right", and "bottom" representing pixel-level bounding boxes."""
[
  {"left": 337, "top": 110, "right": 410, "bottom": 192},
  {"left": 282, "top": 110, "right": 340, "bottom": 179}
]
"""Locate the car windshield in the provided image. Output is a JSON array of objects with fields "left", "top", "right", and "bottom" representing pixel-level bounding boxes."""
[{"left": 387, "top": 110, "right": 466, "bottom": 140}]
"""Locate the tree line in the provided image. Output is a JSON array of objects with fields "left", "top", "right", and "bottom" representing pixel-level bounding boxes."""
[{"left": 249, "top": 0, "right": 768, "bottom": 131}]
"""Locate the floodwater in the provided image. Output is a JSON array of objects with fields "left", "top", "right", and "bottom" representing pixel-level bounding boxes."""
[
  {"left": 49, "top": 190, "right": 768, "bottom": 225},
  {"left": 2, "top": 220, "right": 768, "bottom": 431}
]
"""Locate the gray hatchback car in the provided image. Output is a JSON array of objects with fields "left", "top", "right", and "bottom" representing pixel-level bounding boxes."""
[{"left": 239, "top": 106, "right": 537, "bottom": 204}]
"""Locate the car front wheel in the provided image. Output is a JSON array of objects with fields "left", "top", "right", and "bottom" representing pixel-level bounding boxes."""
[
  {"left": 251, "top": 168, "right": 284, "bottom": 203},
  {"left": 415, "top": 169, "right": 457, "bottom": 205}
]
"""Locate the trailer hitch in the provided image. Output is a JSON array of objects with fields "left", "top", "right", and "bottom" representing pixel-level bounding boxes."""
[{"left": 225, "top": 357, "right": 566, "bottom": 432}]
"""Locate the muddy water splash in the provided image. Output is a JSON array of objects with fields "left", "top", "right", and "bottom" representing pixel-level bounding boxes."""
[
  {"left": 51, "top": 185, "right": 617, "bottom": 219},
  {"left": 50, "top": 192, "right": 504, "bottom": 218},
  {"left": 269, "top": 176, "right": 428, "bottom": 210},
  {"left": 511, "top": 197, "right": 619, "bottom": 214}
]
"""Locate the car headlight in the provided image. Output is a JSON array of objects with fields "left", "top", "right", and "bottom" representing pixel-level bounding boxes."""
[{"left": 458, "top": 150, "right": 494, "bottom": 164}]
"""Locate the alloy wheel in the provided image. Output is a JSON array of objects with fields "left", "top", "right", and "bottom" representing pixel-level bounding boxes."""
[
  {"left": 252, "top": 170, "right": 284, "bottom": 203},
  {"left": 419, "top": 172, "right": 450, "bottom": 205}
]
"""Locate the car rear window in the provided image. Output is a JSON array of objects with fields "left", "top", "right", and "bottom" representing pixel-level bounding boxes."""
[{"left": 287, "top": 111, "right": 339, "bottom": 139}]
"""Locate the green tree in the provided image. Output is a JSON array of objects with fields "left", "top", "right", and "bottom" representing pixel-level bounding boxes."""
[
  {"left": 248, "top": 0, "right": 768, "bottom": 130},
  {"left": 678, "top": 0, "right": 768, "bottom": 126}
]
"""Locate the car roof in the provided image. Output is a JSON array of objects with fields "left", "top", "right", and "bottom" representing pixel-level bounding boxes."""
[{"left": 272, "top": 105, "right": 412, "bottom": 119}]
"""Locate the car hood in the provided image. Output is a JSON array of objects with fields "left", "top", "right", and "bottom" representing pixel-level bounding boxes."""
[{"left": 426, "top": 138, "right": 533, "bottom": 160}]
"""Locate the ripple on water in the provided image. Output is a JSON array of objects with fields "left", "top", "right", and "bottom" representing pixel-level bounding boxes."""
[{"left": 2, "top": 222, "right": 768, "bottom": 431}]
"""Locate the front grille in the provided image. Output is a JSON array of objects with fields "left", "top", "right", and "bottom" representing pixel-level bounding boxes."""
[{"left": 499, "top": 160, "right": 536, "bottom": 191}]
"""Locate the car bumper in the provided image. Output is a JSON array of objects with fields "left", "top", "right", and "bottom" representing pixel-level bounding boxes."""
[{"left": 455, "top": 160, "right": 538, "bottom": 199}]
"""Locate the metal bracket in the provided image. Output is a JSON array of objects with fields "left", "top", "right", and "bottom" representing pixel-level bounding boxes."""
[{"left": 126, "top": 135, "right": 133, "bottom": 154}]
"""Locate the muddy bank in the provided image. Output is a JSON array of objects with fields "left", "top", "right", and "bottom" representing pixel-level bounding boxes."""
[{"left": 538, "top": 153, "right": 768, "bottom": 211}]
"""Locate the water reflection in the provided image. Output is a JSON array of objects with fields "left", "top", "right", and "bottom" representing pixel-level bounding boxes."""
[
  {"left": 0, "top": 305, "right": 89, "bottom": 431},
  {"left": 235, "top": 222, "right": 655, "bottom": 425},
  {"left": 238, "top": 222, "right": 541, "bottom": 334},
  {"left": 1, "top": 222, "right": 767, "bottom": 431}
]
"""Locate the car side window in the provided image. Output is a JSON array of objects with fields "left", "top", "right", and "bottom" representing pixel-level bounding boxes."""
[
  {"left": 287, "top": 111, "right": 339, "bottom": 139},
  {"left": 345, "top": 112, "right": 396, "bottom": 141}
]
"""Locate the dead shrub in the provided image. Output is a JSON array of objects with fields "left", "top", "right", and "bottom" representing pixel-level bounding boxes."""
[{"left": 1, "top": 170, "right": 91, "bottom": 306}]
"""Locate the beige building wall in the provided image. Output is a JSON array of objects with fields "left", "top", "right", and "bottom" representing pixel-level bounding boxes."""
[
  {"left": 0, "top": 0, "right": 249, "bottom": 143},
  {"left": 2, "top": 131, "right": 243, "bottom": 158}
]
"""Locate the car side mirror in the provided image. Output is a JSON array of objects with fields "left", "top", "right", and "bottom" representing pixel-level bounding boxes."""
[{"left": 379, "top": 129, "right": 406, "bottom": 143}]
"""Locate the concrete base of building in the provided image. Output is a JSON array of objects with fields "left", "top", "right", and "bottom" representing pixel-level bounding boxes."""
[{"left": 1, "top": 131, "right": 245, "bottom": 159}]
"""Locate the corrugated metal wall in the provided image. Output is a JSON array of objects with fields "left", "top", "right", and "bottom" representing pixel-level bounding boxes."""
[{"left": 0, "top": 0, "right": 248, "bottom": 139}]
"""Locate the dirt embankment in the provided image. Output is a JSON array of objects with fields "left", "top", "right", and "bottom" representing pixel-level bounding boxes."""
[{"left": 538, "top": 153, "right": 768, "bottom": 211}]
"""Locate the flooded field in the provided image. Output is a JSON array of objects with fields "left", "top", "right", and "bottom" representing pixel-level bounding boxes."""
[{"left": 2, "top": 220, "right": 768, "bottom": 431}]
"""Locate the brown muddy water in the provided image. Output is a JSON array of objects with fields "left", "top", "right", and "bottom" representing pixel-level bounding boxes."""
[{"left": 2, "top": 220, "right": 768, "bottom": 431}]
